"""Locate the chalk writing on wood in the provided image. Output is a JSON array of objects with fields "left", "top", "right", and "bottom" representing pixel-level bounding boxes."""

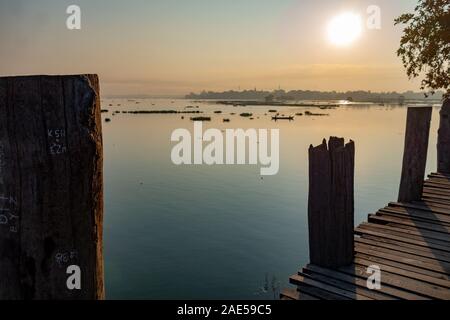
[
  {"left": 0, "top": 195, "right": 19, "bottom": 233},
  {"left": 0, "top": 145, "right": 5, "bottom": 184},
  {"left": 55, "top": 250, "right": 79, "bottom": 268},
  {"left": 48, "top": 129, "right": 67, "bottom": 155}
]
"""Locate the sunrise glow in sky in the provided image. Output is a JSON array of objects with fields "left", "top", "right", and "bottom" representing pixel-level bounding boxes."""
[{"left": 0, "top": 0, "right": 419, "bottom": 96}]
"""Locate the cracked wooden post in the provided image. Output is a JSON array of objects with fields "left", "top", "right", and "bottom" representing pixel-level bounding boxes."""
[
  {"left": 398, "top": 107, "right": 432, "bottom": 203},
  {"left": 438, "top": 99, "right": 450, "bottom": 174},
  {"left": 0, "top": 75, "right": 104, "bottom": 300},
  {"left": 308, "top": 137, "right": 355, "bottom": 268}
]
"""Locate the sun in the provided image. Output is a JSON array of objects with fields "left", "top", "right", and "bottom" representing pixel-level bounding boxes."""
[{"left": 327, "top": 12, "right": 362, "bottom": 46}]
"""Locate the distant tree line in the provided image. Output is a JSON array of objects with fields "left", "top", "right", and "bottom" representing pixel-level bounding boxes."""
[{"left": 186, "top": 89, "right": 443, "bottom": 102}]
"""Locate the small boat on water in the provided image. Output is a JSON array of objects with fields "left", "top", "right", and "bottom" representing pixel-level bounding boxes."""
[{"left": 272, "top": 116, "right": 294, "bottom": 121}]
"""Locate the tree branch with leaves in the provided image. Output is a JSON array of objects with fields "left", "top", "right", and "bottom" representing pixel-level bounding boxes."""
[{"left": 395, "top": 0, "right": 450, "bottom": 99}]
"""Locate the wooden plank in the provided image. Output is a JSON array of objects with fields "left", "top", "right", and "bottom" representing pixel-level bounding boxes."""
[
  {"left": 360, "top": 222, "right": 450, "bottom": 244},
  {"left": 342, "top": 264, "right": 450, "bottom": 300},
  {"left": 290, "top": 274, "right": 361, "bottom": 300},
  {"left": 373, "top": 221, "right": 450, "bottom": 240},
  {"left": 358, "top": 223, "right": 450, "bottom": 248},
  {"left": 280, "top": 288, "right": 302, "bottom": 300},
  {"left": 423, "top": 196, "right": 450, "bottom": 207},
  {"left": 389, "top": 202, "right": 450, "bottom": 216},
  {"left": 301, "top": 267, "right": 391, "bottom": 300},
  {"left": 424, "top": 182, "right": 450, "bottom": 191},
  {"left": 423, "top": 192, "right": 450, "bottom": 203},
  {"left": 296, "top": 283, "right": 350, "bottom": 300},
  {"left": 292, "top": 272, "right": 372, "bottom": 300},
  {"left": 427, "top": 175, "right": 450, "bottom": 181},
  {"left": 379, "top": 207, "right": 450, "bottom": 224},
  {"left": 356, "top": 251, "right": 450, "bottom": 281},
  {"left": 430, "top": 172, "right": 450, "bottom": 179},
  {"left": 369, "top": 213, "right": 450, "bottom": 235},
  {"left": 423, "top": 187, "right": 450, "bottom": 197},
  {"left": 414, "top": 200, "right": 450, "bottom": 211},
  {"left": 429, "top": 173, "right": 450, "bottom": 183},
  {"left": 427, "top": 175, "right": 450, "bottom": 182},
  {"left": 353, "top": 257, "right": 450, "bottom": 289},
  {"left": 355, "top": 242, "right": 450, "bottom": 274},
  {"left": 356, "top": 236, "right": 450, "bottom": 263},
  {"left": 427, "top": 176, "right": 450, "bottom": 181},
  {"left": 355, "top": 244, "right": 450, "bottom": 276},
  {"left": 427, "top": 181, "right": 450, "bottom": 188},
  {"left": 377, "top": 210, "right": 450, "bottom": 227},
  {"left": 355, "top": 227, "right": 450, "bottom": 254},
  {"left": 423, "top": 190, "right": 450, "bottom": 202},
  {"left": 421, "top": 197, "right": 450, "bottom": 207},
  {"left": 428, "top": 174, "right": 450, "bottom": 181},
  {"left": 337, "top": 264, "right": 437, "bottom": 300},
  {"left": 303, "top": 265, "right": 398, "bottom": 300},
  {"left": 429, "top": 173, "right": 450, "bottom": 178},
  {"left": 424, "top": 185, "right": 450, "bottom": 194}
]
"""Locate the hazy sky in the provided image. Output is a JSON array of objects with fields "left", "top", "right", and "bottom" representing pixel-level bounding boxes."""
[{"left": 0, "top": 0, "right": 420, "bottom": 96}]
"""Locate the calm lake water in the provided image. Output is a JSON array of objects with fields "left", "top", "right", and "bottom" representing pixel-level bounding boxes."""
[{"left": 102, "top": 99, "right": 441, "bottom": 300}]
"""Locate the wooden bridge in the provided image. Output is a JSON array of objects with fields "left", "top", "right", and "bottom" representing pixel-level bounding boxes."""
[{"left": 282, "top": 102, "right": 450, "bottom": 300}]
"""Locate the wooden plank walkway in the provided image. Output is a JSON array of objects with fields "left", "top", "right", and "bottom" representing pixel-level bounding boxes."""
[{"left": 282, "top": 173, "right": 450, "bottom": 300}]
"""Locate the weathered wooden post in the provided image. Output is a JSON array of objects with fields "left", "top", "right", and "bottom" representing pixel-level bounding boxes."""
[
  {"left": 438, "top": 99, "right": 450, "bottom": 174},
  {"left": 0, "top": 75, "right": 104, "bottom": 300},
  {"left": 308, "top": 137, "right": 355, "bottom": 268},
  {"left": 398, "top": 107, "right": 432, "bottom": 203}
]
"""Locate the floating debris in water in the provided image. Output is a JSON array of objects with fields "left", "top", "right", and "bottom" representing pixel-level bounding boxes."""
[
  {"left": 125, "top": 110, "right": 202, "bottom": 114},
  {"left": 105, "top": 118, "right": 111, "bottom": 123},
  {"left": 190, "top": 117, "right": 211, "bottom": 121},
  {"left": 101, "top": 109, "right": 109, "bottom": 113},
  {"left": 272, "top": 116, "right": 294, "bottom": 121},
  {"left": 305, "top": 111, "right": 329, "bottom": 116},
  {"left": 214, "top": 111, "right": 223, "bottom": 114},
  {"left": 240, "top": 113, "right": 253, "bottom": 117},
  {"left": 268, "top": 110, "right": 277, "bottom": 113},
  {"left": 223, "top": 119, "right": 230, "bottom": 122}
]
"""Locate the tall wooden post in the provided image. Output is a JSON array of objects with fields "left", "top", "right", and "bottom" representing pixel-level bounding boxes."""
[
  {"left": 438, "top": 99, "right": 450, "bottom": 173},
  {"left": 0, "top": 75, "right": 104, "bottom": 300},
  {"left": 398, "top": 107, "right": 432, "bottom": 203},
  {"left": 308, "top": 137, "right": 355, "bottom": 268}
]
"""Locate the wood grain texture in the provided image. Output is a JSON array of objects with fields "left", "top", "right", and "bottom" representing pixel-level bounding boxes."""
[
  {"left": 0, "top": 75, "right": 104, "bottom": 300},
  {"left": 438, "top": 99, "right": 450, "bottom": 173},
  {"left": 398, "top": 107, "right": 432, "bottom": 203},
  {"left": 308, "top": 137, "right": 354, "bottom": 268}
]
